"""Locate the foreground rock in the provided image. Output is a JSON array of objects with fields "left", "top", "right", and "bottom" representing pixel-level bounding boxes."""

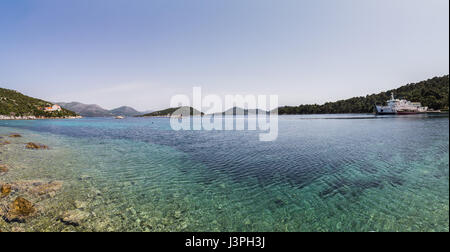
[
  {"left": 25, "top": 142, "right": 49, "bottom": 150},
  {"left": 59, "top": 209, "right": 89, "bottom": 226},
  {"left": 3, "top": 197, "right": 36, "bottom": 223},
  {"left": 1, "top": 184, "right": 12, "bottom": 198},
  {"left": 0, "top": 164, "right": 8, "bottom": 175}
]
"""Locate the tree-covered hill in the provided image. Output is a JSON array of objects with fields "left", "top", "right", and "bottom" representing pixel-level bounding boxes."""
[
  {"left": 110, "top": 106, "right": 143, "bottom": 117},
  {"left": 278, "top": 75, "right": 449, "bottom": 114},
  {"left": 0, "top": 87, "right": 78, "bottom": 117},
  {"left": 138, "top": 107, "right": 204, "bottom": 117}
]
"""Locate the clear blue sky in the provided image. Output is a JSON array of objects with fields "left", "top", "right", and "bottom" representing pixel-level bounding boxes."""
[{"left": 0, "top": 0, "right": 448, "bottom": 111}]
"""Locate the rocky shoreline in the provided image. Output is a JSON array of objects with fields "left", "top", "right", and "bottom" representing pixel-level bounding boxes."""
[
  {"left": 0, "top": 115, "right": 82, "bottom": 120},
  {"left": 0, "top": 133, "right": 92, "bottom": 231}
]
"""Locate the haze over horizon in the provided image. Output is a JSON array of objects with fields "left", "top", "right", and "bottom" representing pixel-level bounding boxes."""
[{"left": 1, "top": 0, "right": 449, "bottom": 111}]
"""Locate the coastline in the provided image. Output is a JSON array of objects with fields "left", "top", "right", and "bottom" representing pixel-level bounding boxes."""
[{"left": 0, "top": 115, "right": 83, "bottom": 120}]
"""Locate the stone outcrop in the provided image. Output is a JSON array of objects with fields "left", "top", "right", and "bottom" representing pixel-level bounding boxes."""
[{"left": 9, "top": 134, "right": 22, "bottom": 138}]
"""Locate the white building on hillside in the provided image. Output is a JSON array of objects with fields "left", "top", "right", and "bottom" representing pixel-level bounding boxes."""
[{"left": 44, "top": 104, "right": 62, "bottom": 112}]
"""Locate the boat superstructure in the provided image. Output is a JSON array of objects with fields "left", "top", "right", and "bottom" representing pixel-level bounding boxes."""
[{"left": 375, "top": 93, "right": 428, "bottom": 115}]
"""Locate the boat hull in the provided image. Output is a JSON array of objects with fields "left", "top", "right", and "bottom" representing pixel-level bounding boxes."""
[{"left": 374, "top": 105, "right": 395, "bottom": 115}]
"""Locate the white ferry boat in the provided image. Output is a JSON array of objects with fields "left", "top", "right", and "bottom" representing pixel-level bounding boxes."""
[{"left": 375, "top": 93, "right": 428, "bottom": 115}]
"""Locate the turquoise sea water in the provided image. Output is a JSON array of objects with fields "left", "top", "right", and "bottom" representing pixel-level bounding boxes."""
[{"left": 0, "top": 114, "right": 448, "bottom": 232}]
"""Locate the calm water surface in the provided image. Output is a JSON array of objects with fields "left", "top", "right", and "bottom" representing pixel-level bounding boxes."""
[{"left": 0, "top": 114, "right": 448, "bottom": 231}]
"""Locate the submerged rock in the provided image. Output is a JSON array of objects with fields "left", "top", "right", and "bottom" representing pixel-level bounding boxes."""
[
  {"left": 59, "top": 209, "right": 89, "bottom": 226},
  {"left": 30, "top": 181, "right": 63, "bottom": 198},
  {"left": 4, "top": 197, "right": 36, "bottom": 223},
  {"left": 11, "top": 226, "right": 26, "bottom": 232},
  {"left": 74, "top": 200, "right": 88, "bottom": 209},
  {"left": 88, "top": 188, "right": 102, "bottom": 197},
  {"left": 9, "top": 134, "right": 21, "bottom": 138},
  {"left": 0, "top": 164, "right": 8, "bottom": 175},
  {"left": 174, "top": 210, "right": 182, "bottom": 219},
  {"left": 1, "top": 184, "right": 12, "bottom": 198},
  {"left": 0, "top": 141, "right": 11, "bottom": 145},
  {"left": 25, "top": 142, "right": 49, "bottom": 150},
  {"left": 9, "top": 180, "right": 63, "bottom": 198},
  {"left": 78, "top": 175, "right": 92, "bottom": 181}
]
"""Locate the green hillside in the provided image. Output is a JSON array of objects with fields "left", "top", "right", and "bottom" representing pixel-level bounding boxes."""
[
  {"left": 0, "top": 87, "right": 77, "bottom": 117},
  {"left": 278, "top": 75, "right": 449, "bottom": 114}
]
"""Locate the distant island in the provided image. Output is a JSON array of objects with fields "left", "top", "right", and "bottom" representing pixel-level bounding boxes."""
[
  {"left": 137, "top": 107, "right": 204, "bottom": 117},
  {"left": 137, "top": 107, "right": 269, "bottom": 117},
  {"left": 278, "top": 75, "right": 449, "bottom": 115},
  {"left": 213, "top": 107, "right": 269, "bottom": 116},
  {"left": 0, "top": 88, "right": 79, "bottom": 119}
]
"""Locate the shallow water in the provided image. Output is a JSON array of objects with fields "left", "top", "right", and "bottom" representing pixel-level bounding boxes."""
[{"left": 0, "top": 114, "right": 448, "bottom": 232}]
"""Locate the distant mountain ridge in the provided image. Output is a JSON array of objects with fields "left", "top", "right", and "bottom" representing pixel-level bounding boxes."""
[
  {"left": 57, "top": 102, "right": 112, "bottom": 117},
  {"left": 58, "top": 102, "right": 146, "bottom": 117}
]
